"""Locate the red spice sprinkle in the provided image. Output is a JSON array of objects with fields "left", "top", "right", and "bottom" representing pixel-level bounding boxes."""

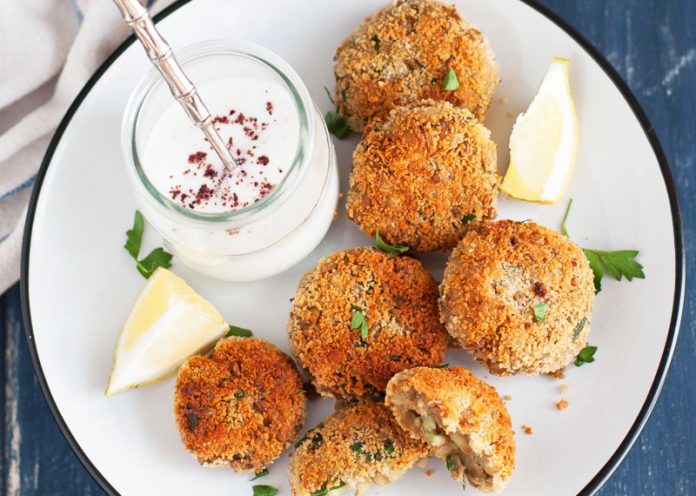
[
  {"left": 195, "top": 184, "right": 214, "bottom": 203},
  {"left": 188, "top": 151, "right": 207, "bottom": 163},
  {"left": 173, "top": 105, "right": 282, "bottom": 211},
  {"left": 203, "top": 165, "right": 218, "bottom": 179}
]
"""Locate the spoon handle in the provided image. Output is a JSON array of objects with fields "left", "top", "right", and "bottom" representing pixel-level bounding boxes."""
[{"left": 112, "top": 0, "right": 237, "bottom": 171}]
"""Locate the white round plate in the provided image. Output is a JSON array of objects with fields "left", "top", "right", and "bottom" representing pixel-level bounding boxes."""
[{"left": 21, "top": 0, "right": 684, "bottom": 495}]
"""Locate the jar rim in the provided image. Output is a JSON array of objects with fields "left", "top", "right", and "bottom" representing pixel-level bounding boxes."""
[{"left": 121, "top": 39, "right": 314, "bottom": 224}]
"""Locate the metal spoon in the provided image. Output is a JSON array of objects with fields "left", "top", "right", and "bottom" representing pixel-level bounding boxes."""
[{"left": 112, "top": 0, "right": 237, "bottom": 172}]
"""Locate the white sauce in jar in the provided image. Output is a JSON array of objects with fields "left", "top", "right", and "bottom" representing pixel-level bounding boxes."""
[{"left": 142, "top": 77, "right": 300, "bottom": 213}]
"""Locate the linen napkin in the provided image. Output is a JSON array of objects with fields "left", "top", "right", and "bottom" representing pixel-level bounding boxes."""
[{"left": 0, "top": 0, "right": 171, "bottom": 296}]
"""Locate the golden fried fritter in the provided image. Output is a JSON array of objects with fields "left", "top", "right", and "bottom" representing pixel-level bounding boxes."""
[
  {"left": 289, "top": 403, "right": 428, "bottom": 495},
  {"left": 440, "top": 220, "right": 595, "bottom": 375},
  {"left": 174, "top": 337, "right": 306, "bottom": 472},
  {"left": 346, "top": 100, "right": 498, "bottom": 251},
  {"left": 334, "top": 0, "right": 499, "bottom": 131},
  {"left": 386, "top": 366, "right": 516, "bottom": 493},
  {"left": 288, "top": 247, "right": 447, "bottom": 401}
]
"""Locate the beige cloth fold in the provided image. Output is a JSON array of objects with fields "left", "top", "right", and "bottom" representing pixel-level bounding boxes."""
[{"left": 0, "top": 0, "right": 171, "bottom": 295}]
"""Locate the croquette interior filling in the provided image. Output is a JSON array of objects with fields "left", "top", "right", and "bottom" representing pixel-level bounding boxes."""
[{"left": 392, "top": 396, "right": 493, "bottom": 487}]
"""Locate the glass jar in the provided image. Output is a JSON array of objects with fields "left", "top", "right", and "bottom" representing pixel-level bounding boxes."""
[{"left": 121, "top": 40, "right": 339, "bottom": 281}]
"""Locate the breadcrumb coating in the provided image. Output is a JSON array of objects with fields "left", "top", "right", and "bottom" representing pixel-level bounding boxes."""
[
  {"left": 173, "top": 337, "right": 306, "bottom": 472},
  {"left": 440, "top": 220, "right": 595, "bottom": 375},
  {"left": 346, "top": 100, "right": 498, "bottom": 251},
  {"left": 288, "top": 247, "right": 447, "bottom": 401},
  {"left": 289, "top": 403, "right": 428, "bottom": 495},
  {"left": 334, "top": 0, "right": 499, "bottom": 131},
  {"left": 385, "top": 366, "right": 515, "bottom": 492}
]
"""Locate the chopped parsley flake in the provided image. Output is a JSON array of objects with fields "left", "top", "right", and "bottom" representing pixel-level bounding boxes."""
[
  {"left": 227, "top": 325, "right": 253, "bottom": 338},
  {"left": 533, "top": 303, "right": 549, "bottom": 323},
  {"left": 575, "top": 345, "right": 597, "bottom": 366},
  {"left": 124, "top": 211, "right": 144, "bottom": 259},
  {"left": 561, "top": 198, "right": 573, "bottom": 237},
  {"left": 572, "top": 317, "right": 587, "bottom": 341},
  {"left": 443, "top": 68, "right": 460, "bottom": 91},
  {"left": 375, "top": 230, "right": 409, "bottom": 254},
  {"left": 250, "top": 469, "right": 269, "bottom": 481},
  {"left": 312, "top": 480, "right": 346, "bottom": 496},
  {"left": 350, "top": 305, "right": 369, "bottom": 340},
  {"left": 323, "top": 86, "right": 336, "bottom": 106},
  {"left": 253, "top": 485, "right": 278, "bottom": 496},
  {"left": 186, "top": 412, "right": 198, "bottom": 432},
  {"left": 325, "top": 111, "right": 352, "bottom": 139}
]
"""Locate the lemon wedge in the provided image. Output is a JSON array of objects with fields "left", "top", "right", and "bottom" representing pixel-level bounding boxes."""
[
  {"left": 500, "top": 57, "right": 579, "bottom": 203},
  {"left": 106, "top": 267, "right": 227, "bottom": 396}
]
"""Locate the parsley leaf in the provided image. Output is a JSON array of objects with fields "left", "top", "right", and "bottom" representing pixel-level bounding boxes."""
[
  {"left": 136, "top": 247, "right": 173, "bottom": 279},
  {"left": 436, "top": 363, "right": 450, "bottom": 369},
  {"left": 325, "top": 111, "right": 352, "bottom": 139},
  {"left": 572, "top": 317, "right": 587, "bottom": 341},
  {"left": 462, "top": 213, "right": 475, "bottom": 225},
  {"left": 227, "top": 325, "right": 253, "bottom": 338},
  {"left": 350, "top": 305, "right": 369, "bottom": 340},
  {"left": 384, "top": 439, "right": 394, "bottom": 455},
  {"left": 250, "top": 469, "right": 269, "bottom": 481},
  {"left": 323, "top": 86, "right": 335, "bottom": 106},
  {"left": 375, "top": 230, "right": 409, "bottom": 254},
  {"left": 561, "top": 198, "right": 573, "bottom": 237},
  {"left": 294, "top": 433, "right": 308, "bottom": 448},
  {"left": 575, "top": 345, "right": 597, "bottom": 366},
  {"left": 351, "top": 442, "right": 364, "bottom": 453},
  {"left": 582, "top": 249, "right": 645, "bottom": 294},
  {"left": 323, "top": 83, "right": 352, "bottom": 139},
  {"left": 124, "top": 210, "right": 144, "bottom": 259},
  {"left": 533, "top": 303, "right": 549, "bottom": 323},
  {"left": 253, "top": 485, "right": 278, "bottom": 496},
  {"left": 560, "top": 199, "right": 645, "bottom": 293},
  {"left": 125, "top": 210, "right": 173, "bottom": 279},
  {"left": 312, "top": 481, "right": 346, "bottom": 496},
  {"left": 443, "top": 68, "right": 460, "bottom": 91},
  {"left": 186, "top": 412, "right": 198, "bottom": 431}
]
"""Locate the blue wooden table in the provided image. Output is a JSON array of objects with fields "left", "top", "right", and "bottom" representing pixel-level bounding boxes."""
[{"left": 1, "top": 0, "right": 694, "bottom": 494}]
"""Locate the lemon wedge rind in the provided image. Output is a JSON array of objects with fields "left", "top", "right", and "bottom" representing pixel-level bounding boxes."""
[
  {"left": 501, "top": 57, "right": 579, "bottom": 204},
  {"left": 105, "top": 268, "right": 228, "bottom": 396}
]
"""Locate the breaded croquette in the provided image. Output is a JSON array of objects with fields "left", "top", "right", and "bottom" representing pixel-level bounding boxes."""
[
  {"left": 440, "top": 220, "right": 595, "bottom": 375},
  {"left": 386, "top": 366, "right": 516, "bottom": 493},
  {"left": 334, "top": 0, "right": 499, "bottom": 131},
  {"left": 174, "top": 337, "right": 306, "bottom": 472},
  {"left": 289, "top": 403, "right": 428, "bottom": 495},
  {"left": 288, "top": 247, "right": 448, "bottom": 401},
  {"left": 346, "top": 100, "right": 498, "bottom": 251}
]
